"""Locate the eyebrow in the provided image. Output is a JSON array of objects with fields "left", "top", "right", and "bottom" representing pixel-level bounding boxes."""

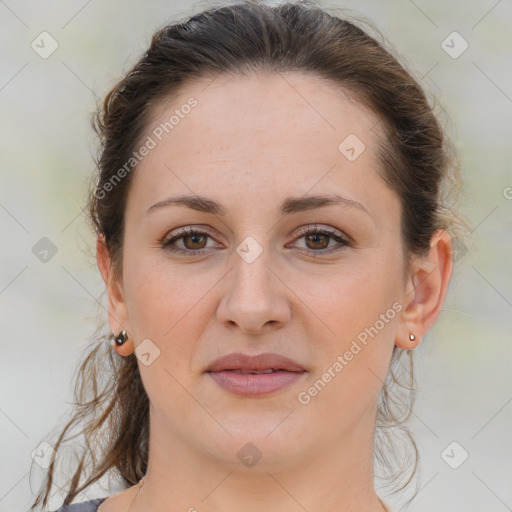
[{"left": 146, "top": 193, "right": 370, "bottom": 217}]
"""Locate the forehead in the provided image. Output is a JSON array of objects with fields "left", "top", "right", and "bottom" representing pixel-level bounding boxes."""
[
  {"left": 127, "top": 71, "right": 394, "bottom": 222},
  {"left": 145, "top": 71, "right": 380, "bottom": 156}
]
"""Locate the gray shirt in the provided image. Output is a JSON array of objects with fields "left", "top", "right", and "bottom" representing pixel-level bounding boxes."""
[
  {"left": 52, "top": 496, "right": 397, "bottom": 511},
  {"left": 53, "top": 498, "right": 107, "bottom": 511}
]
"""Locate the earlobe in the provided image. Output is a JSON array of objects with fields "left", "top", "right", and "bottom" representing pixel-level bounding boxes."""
[
  {"left": 111, "top": 329, "right": 135, "bottom": 356},
  {"left": 96, "top": 234, "right": 131, "bottom": 340},
  {"left": 396, "top": 229, "right": 453, "bottom": 349}
]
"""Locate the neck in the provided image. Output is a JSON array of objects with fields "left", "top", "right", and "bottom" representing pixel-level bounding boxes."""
[{"left": 129, "top": 408, "right": 387, "bottom": 512}]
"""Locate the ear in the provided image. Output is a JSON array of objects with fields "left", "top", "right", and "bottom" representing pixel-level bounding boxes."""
[
  {"left": 96, "top": 235, "right": 133, "bottom": 356},
  {"left": 396, "top": 229, "right": 453, "bottom": 349}
]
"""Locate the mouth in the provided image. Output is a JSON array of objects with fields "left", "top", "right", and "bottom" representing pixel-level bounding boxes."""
[
  {"left": 222, "top": 369, "right": 280, "bottom": 374},
  {"left": 205, "top": 352, "right": 306, "bottom": 396}
]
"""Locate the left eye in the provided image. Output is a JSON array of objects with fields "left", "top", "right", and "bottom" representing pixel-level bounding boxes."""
[
  {"left": 162, "top": 227, "right": 350, "bottom": 255},
  {"left": 289, "top": 226, "right": 351, "bottom": 254},
  {"left": 293, "top": 230, "right": 348, "bottom": 252}
]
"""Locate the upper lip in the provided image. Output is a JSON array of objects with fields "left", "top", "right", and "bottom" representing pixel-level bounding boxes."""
[{"left": 206, "top": 352, "right": 306, "bottom": 373}]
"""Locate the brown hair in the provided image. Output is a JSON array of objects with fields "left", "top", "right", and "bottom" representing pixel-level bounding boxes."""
[{"left": 31, "top": 1, "right": 466, "bottom": 509}]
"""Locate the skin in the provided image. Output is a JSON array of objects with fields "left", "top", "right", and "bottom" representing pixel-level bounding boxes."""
[{"left": 97, "top": 71, "right": 453, "bottom": 512}]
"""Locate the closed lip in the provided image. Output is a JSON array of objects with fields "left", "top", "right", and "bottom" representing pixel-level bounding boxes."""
[{"left": 205, "top": 352, "right": 306, "bottom": 373}]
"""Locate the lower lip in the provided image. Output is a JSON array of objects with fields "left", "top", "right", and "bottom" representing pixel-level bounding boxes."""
[{"left": 207, "top": 370, "right": 305, "bottom": 396}]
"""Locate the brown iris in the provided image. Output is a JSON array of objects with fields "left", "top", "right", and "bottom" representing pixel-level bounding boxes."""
[
  {"left": 182, "top": 233, "right": 208, "bottom": 250},
  {"left": 304, "top": 233, "right": 330, "bottom": 250}
]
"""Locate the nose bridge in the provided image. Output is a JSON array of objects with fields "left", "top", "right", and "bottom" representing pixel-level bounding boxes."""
[
  {"left": 231, "top": 235, "right": 274, "bottom": 306},
  {"left": 216, "top": 234, "right": 291, "bottom": 332}
]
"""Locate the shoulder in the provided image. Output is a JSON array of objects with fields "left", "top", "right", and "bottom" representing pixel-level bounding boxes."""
[{"left": 52, "top": 498, "right": 107, "bottom": 512}]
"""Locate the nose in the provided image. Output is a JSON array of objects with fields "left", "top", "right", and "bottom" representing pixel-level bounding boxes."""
[{"left": 216, "top": 246, "right": 292, "bottom": 334}]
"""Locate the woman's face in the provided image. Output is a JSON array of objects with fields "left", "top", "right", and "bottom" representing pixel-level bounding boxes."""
[{"left": 107, "top": 72, "right": 415, "bottom": 471}]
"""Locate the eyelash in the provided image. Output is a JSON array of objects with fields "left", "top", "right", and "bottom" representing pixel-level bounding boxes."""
[{"left": 161, "top": 225, "right": 351, "bottom": 257}]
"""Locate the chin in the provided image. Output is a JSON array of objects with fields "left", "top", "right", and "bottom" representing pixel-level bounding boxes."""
[{"left": 196, "top": 414, "right": 314, "bottom": 472}]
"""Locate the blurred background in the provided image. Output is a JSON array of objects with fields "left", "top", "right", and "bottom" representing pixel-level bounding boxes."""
[{"left": 0, "top": 1, "right": 510, "bottom": 511}]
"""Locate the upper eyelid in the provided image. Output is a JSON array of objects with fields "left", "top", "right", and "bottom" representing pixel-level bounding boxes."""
[
  {"left": 164, "top": 226, "right": 220, "bottom": 242},
  {"left": 165, "top": 224, "right": 344, "bottom": 240},
  {"left": 294, "top": 224, "right": 343, "bottom": 237}
]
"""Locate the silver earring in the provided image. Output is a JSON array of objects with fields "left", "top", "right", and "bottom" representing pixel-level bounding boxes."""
[
  {"left": 409, "top": 333, "right": 416, "bottom": 342},
  {"left": 114, "top": 330, "right": 128, "bottom": 345}
]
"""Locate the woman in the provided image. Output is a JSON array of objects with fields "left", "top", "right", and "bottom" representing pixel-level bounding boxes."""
[{"left": 31, "top": 1, "right": 464, "bottom": 511}]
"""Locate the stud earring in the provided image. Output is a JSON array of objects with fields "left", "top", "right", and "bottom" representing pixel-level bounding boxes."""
[
  {"left": 115, "top": 330, "right": 128, "bottom": 346},
  {"left": 409, "top": 333, "right": 416, "bottom": 342}
]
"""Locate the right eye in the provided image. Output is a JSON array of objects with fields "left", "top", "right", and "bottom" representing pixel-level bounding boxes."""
[{"left": 162, "top": 227, "right": 222, "bottom": 255}]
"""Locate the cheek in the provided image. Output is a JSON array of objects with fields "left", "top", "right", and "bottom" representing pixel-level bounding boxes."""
[
  {"left": 295, "top": 259, "right": 401, "bottom": 436},
  {"left": 123, "top": 249, "right": 218, "bottom": 356},
  {"left": 297, "top": 253, "right": 402, "bottom": 345},
  {"left": 298, "top": 250, "right": 402, "bottom": 409},
  {"left": 122, "top": 253, "right": 214, "bottom": 403}
]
